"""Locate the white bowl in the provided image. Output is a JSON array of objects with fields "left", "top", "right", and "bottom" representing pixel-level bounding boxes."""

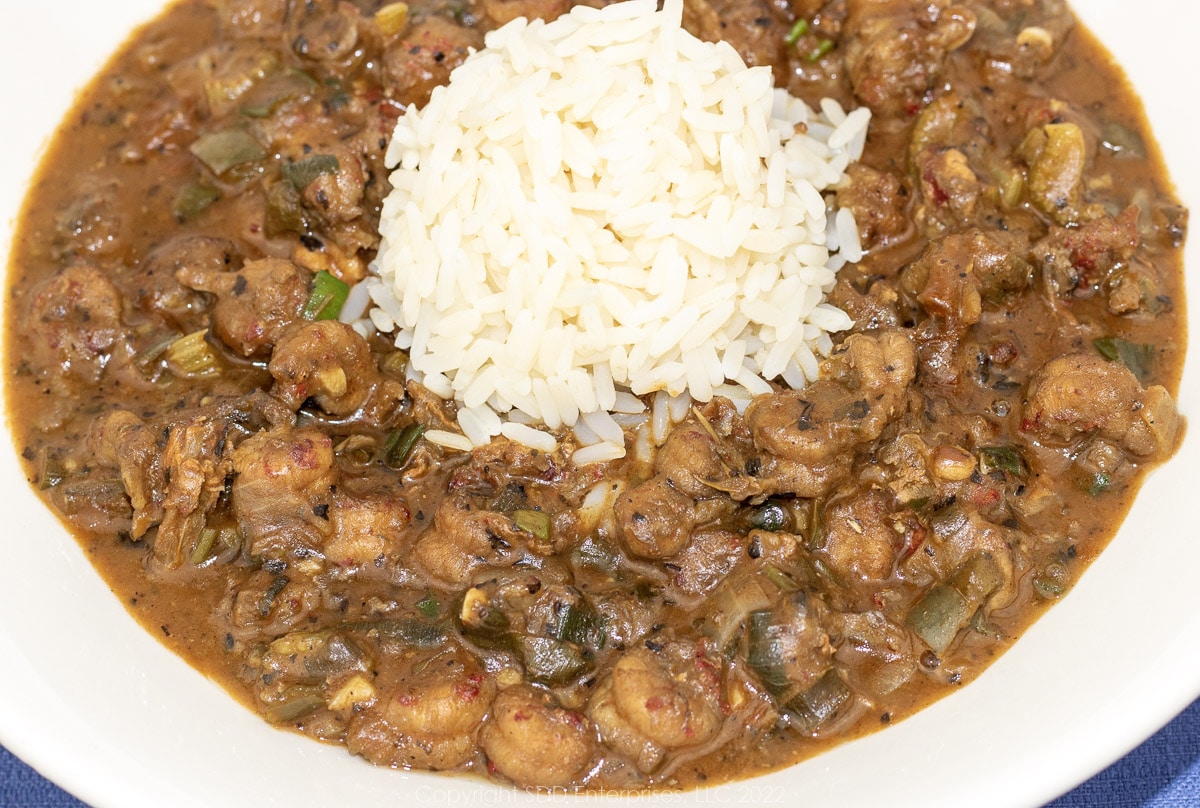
[{"left": 2, "top": 2, "right": 1197, "bottom": 806}]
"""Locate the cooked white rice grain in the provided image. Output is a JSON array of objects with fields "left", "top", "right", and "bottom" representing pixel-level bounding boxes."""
[
  {"left": 500, "top": 422, "right": 558, "bottom": 453},
  {"left": 424, "top": 430, "right": 475, "bottom": 453},
  {"left": 371, "top": 0, "right": 870, "bottom": 453},
  {"left": 572, "top": 441, "right": 627, "bottom": 465}
]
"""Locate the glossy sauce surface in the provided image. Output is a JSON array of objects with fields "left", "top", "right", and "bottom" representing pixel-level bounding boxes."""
[{"left": 3, "top": 0, "right": 1186, "bottom": 791}]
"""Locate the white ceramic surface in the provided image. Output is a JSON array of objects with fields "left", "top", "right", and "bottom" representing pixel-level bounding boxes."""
[{"left": 1, "top": 2, "right": 1197, "bottom": 807}]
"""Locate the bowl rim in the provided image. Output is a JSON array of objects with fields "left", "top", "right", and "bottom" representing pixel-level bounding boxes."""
[{"left": 1, "top": 2, "right": 1198, "bottom": 806}]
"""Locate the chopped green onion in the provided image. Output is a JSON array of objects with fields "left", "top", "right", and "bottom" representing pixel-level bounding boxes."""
[
  {"left": 747, "top": 609, "right": 793, "bottom": 694},
  {"left": 382, "top": 423, "right": 425, "bottom": 468},
  {"left": 134, "top": 333, "right": 178, "bottom": 373},
  {"left": 745, "top": 607, "right": 852, "bottom": 731},
  {"left": 37, "top": 452, "right": 65, "bottom": 490},
  {"left": 165, "top": 330, "right": 221, "bottom": 378},
  {"left": 1032, "top": 562, "right": 1070, "bottom": 599},
  {"left": 707, "top": 577, "right": 771, "bottom": 653},
  {"left": 1093, "top": 336, "right": 1154, "bottom": 382},
  {"left": 763, "top": 564, "right": 800, "bottom": 593},
  {"left": 1080, "top": 471, "right": 1112, "bottom": 496},
  {"left": 341, "top": 618, "right": 445, "bottom": 647},
  {"left": 807, "top": 502, "right": 825, "bottom": 550},
  {"left": 302, "top": 270, "right": 350, "bottom": 321},
  {"left": 905, "top": 497, "right": 931, "bottom": 512},
  {"left": 782, "top": 668, "right": 852, "bottom": 733},
  {"left": 173, "top": 183, "right": 221, "bottom": 222},
  {"left": 263, "top": 690, "right": 325, "bottom": 723},
  {"left": 416, "top": 592, "right": 439, "bottom": 618},
  {"left": 282, "top": 153, "right": 340, "bottom": 191},
  {"left": 977, "top": 445, "right": 1028, "bottom": 479},
  {"left": 806, "top": 38, "right": 834, "bottom": 62},
  {"left": 189, "top": 129, "right": 266, "bottom": 176},
  {"left": 190, "top": 528, "right": 220, "bottom": 566},
  {"left": 513, "top": 509, "right": 551, "bottom": 542},
  {"left": 785, "top": 18, "right": 809, "bottom": 45},
  {"left": 258, "top": 575, "right": 290, "bottom": 617}
]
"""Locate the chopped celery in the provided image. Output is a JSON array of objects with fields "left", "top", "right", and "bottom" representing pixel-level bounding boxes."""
[
  {"left": 513, "top": 509, "right": 551, "bottom": 542},
  {"left": 165, "top": 330, "right": 220, "bottom": 378},
  {"left": 1080, "top": 471, "right": 1112, "bottom": 496},
  {"left": 378, "top": 350, "right": 408, "bottom": 379},
  {"left": 203, "top": 49, "right": 279, "bottom": 116},
  {"left": 1033, "top": 562, "right": 1070, "bottom": 599}
]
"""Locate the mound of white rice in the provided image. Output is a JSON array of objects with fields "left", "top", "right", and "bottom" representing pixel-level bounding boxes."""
[{"left": 366, "top": 0, "right": 869, "bottom": 458}]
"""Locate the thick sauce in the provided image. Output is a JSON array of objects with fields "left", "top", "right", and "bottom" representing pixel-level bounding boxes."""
[{"left": 3, "top": 0, "right": 1187, "bottom": 791}]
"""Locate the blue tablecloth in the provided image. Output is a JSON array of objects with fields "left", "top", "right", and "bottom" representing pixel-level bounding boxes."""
[{"left": 3, "top": 697, "right": 1200, "bottom": 806}]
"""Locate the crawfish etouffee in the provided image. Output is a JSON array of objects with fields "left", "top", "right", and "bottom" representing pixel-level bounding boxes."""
[{"left": 3, "top": 0, "right": 1186, "bottom": 791}]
